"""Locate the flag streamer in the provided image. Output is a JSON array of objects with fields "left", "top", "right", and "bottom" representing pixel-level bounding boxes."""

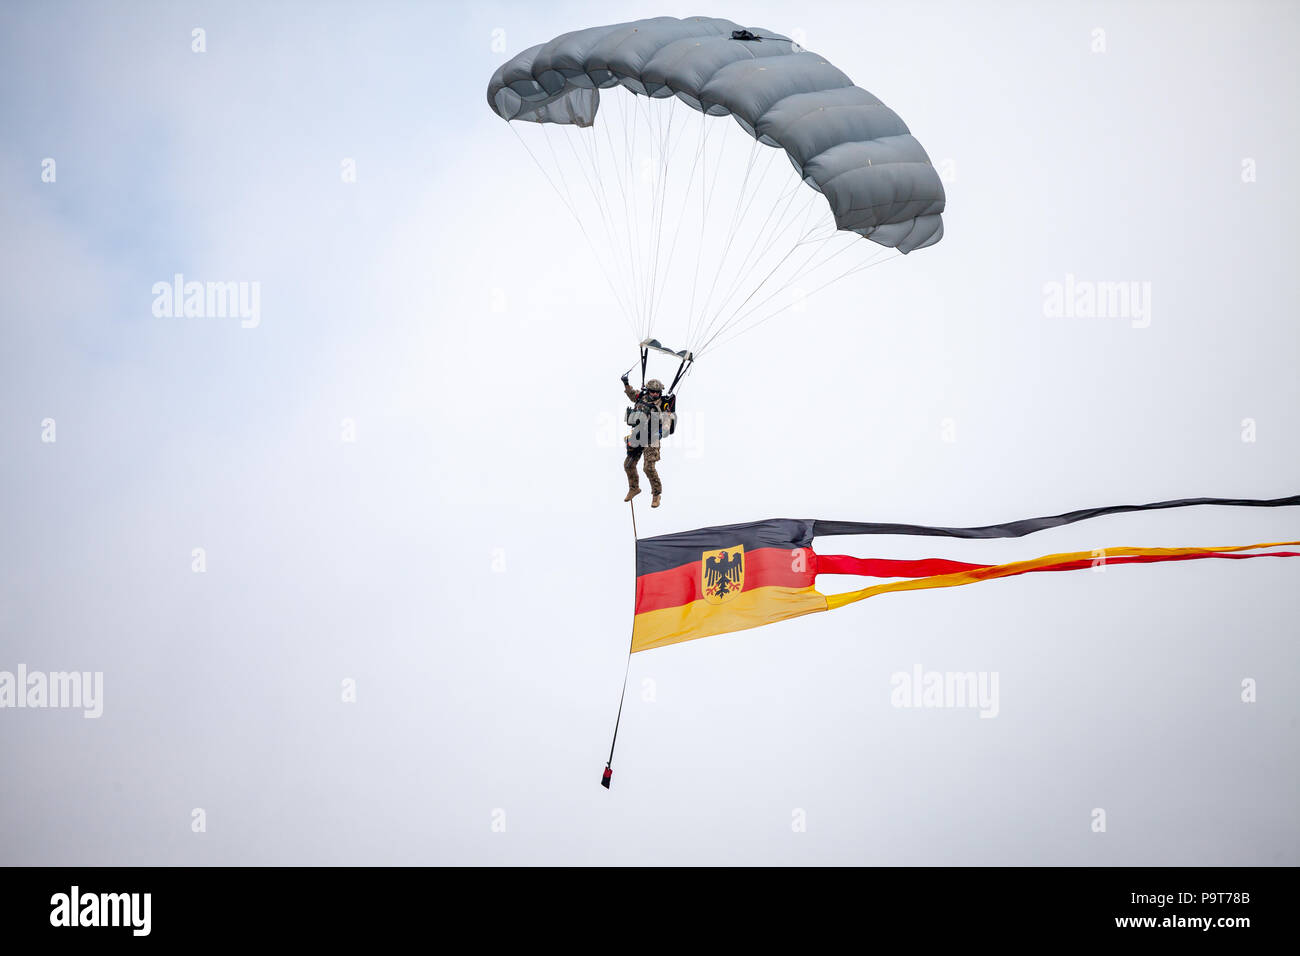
[{"left": 631, "top": 495, "right": 1300, "bottom": 652}]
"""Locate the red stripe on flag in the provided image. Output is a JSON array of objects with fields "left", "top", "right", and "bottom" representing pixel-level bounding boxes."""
[
  {"left": 817, "top": 549, "right": 1300, "bottom": 581},
  {"left": 816, "top": 554, "right": 986, "bottom": 578}
]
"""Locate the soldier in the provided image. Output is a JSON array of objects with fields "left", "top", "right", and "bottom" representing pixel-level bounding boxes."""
[{"left": 621, "top": 373, "right": 673, "bottom": 508}]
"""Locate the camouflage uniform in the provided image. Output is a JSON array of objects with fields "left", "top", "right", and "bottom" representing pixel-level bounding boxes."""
[{"left": 623, "top": 380, "right": 671, "bottom": 496}]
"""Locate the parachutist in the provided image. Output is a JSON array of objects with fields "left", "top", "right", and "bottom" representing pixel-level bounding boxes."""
[{"left": 623, "top": 377, "right": 673, "bottom": 505}]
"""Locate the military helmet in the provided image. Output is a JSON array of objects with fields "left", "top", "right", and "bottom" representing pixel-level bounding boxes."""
[{"left": 644, "top": 379, "right": 665, "bottom": 392}]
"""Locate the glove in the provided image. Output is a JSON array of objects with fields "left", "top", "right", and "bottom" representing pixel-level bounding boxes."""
[{"left": 621, "top": 373, "right": 630, "bottom": 385}]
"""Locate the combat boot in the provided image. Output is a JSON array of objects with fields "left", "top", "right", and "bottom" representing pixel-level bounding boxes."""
[
  {"left": 624, "top": 487, "right": 641, "bottom": 502},
  {"left": 651, "top": 493, "right": 661, "bottom": 508}
]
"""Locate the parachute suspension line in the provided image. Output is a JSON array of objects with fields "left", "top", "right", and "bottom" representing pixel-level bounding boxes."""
[
  {"left": 612, "top": 94, "right": 643, "bottom": 336},
  {"left": 692, "top": 179, "right": 818, "bottom": 348},
  {"left": 569, "top": 130, "right": 621, "bottom": 278},
  {"left": 694, "top": 232, "right": 821, "bottom": 355},
  {"left": 643, "top": 96, "right": 683, "bottom": 343},
  {"left": 685, "top": 107, "right": 719, "bottom": 350},
  {"left": 703, "top": 250, "right": 895, "bottom": 356},
  {"left": 642, "top": 94, "right": 694, "bottom": 342},
  {"left": 546, "top": 122, "right": 642, "bottom": 337},
  {"left": 739, "top": 190, "right": 831, "bottom": 294},
  {"left": 699, "top": 195, "right": 898, "bottom": 357},
  {"left": 731, "top": 178, "right": 812, "bottom": 277},
  {"left": 559, "top": 124, "right": 641, "bottom": 338},
  {"left": 637, "top": 91, "right": 666, "bottom": 341},
  {"left": 601, "top": 95, "right": 646, "bottom": 338},
  {"left": 646, "top": 95, "right": 704, "bottom": 341},
  {"left": 729, "top": 146, "right": 787, "bottom": 242},
  {"left": 636, "top": 92, "right": 659, "bottom": 340},
  {"left": 702, "top": 139, "right": 767, "bottom": 305},
  {"left": 685, "top": 107, "right": 739, "bottom": 350},
  {"left": 689, "top": 135, "right": 762, "bottom": 344},
  {"left": 645, "top": 98, "right": 711, "bottom": 340},
  {"left": 640, "top": 95, "right": 672, "bottom": 341},
  {"left": 693, "top": 205, "right": 834, "bottom": 354},
  {"left": 794, "top": 176, "right": 837, "bottom": 236},
  {"left": 702, "top": 248, "right": 903, "bottom": 356},
  {"left": 627, "top": 93, "right": 652, "bottom": 338},
  {"left": 608, "top": 93, "right": 643, "bottom": 336},
  {"left": 694, "top": 146, "right": 789, "bottom": 344},
  {"left": 628, "top": 93, "right": 649, "bottom": 339},
  {"left": 688, "top": 136, "right": 765, "bottom": 350},
  {"left": 556, "top": 127, "right": 642, "bottom": 338},
  {"left": 694, "top": 146, "right": 790, "bottom": 338},
  {"left": 602, "top": 497, "right": 639, "bottom": 789},
  {"left": 540, "top": 124, "right": 584, "bottom": 231},
  {"left": 696, "top": 234, "right": 869, "bottom": 356},
  {"left": 694, "top": 161, "right": 861, "bottom": 353},
  {"left": 509, "top": 122, "right": 639, "bottom": 340},
  {"left": 508, "top": 121, "right": 579, "bottom": 220},
  {"left": 584, "top": 89, "right": 705, "bottom": 347}
]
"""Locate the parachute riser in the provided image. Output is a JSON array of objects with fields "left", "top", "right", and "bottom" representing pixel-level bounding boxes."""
[
  {"left": 667, "top": 353, "right": 692, "bottom": 396},
  {"left": 637, "top": 338, "right": 694, "bottom": 396}
]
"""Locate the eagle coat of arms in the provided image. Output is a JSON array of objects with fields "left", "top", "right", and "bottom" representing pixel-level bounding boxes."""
[{"left": 702, "top": 546, "right": 745, "bottom": 604}]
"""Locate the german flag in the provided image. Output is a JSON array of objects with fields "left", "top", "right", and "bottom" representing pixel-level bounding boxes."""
[
  {"left": 631, "top": 495, "right": 1300, "bottom": 652},
  {"left": 635, "top": 519, "right": 823, "bottom": 652}
]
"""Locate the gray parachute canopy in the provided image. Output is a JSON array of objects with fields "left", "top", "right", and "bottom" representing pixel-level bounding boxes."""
[{"left": 487, "top": 15, "right": 945, "bottom": 252}]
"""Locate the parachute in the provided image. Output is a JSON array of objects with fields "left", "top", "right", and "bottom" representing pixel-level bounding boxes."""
[{"left": 487, "top": 16, "right": 946, "bottom": 376}]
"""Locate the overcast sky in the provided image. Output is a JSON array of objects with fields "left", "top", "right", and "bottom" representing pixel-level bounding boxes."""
[{"left": 2, "top": 0, "right": 1297, "bottom": 865}]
